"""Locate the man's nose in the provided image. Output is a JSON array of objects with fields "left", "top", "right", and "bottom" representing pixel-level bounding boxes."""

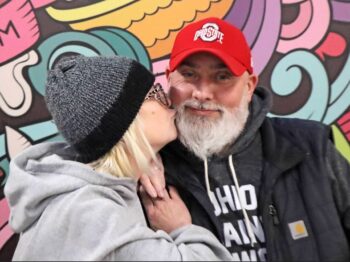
[{"left": 192, "top": 83, "right": 214, "bottom": 102}]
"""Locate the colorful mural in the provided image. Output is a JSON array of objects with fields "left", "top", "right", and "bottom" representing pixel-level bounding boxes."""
[{"left": 0, "top": 0, "right": 349, "bottom": 260}]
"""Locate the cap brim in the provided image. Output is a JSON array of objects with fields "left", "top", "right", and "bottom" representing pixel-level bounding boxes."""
[{"left": 169, "top": 48, "right": 247, "bottom": 76}]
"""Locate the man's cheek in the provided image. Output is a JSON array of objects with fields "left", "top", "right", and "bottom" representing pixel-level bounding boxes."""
[{"left": 169, "top": 85, "right": 190, "bottom": 105}]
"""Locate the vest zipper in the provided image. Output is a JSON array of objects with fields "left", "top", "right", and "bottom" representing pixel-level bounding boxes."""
[{"left": 269, "top": 204, "right": 280, "bottom": 225}]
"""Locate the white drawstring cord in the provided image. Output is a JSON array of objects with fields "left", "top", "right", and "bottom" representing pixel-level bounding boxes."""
[
  {"left": 204, "top": 157, "right": 211, "bottom": 195},
  {"left": 228, "top": 155, "right": 257, "bottom": 247},
  {"left": 204, "top": 155, "right": 257, "bottom": 247}
]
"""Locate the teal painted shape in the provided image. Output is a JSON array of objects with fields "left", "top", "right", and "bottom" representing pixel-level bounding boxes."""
[
  {"left": 0, "top": 158, "right": 9, "bottom": 186},
  {"left": 0, "top": 121, "right": 59, "bottom": 159},
  {"left": 268, "top": 50, "right": 329, "bottom": 121},
  {"left": 19, "top": 120, "right": 59, "bottom": 141},
  {"left": 0, "top": 134, "right": 5, "bottom": 158},
  {"left": 90, "top": 30, "right": 137, "bottom": 61},
  {"left": 323, "top": 51, "right": 350, "bottom": 124},
  {"left": 105, "top": 28, "right": 151, "bottom": 70},
  {"left": 0, "top": 123, "right": 63, "bottom": 185},
  {"left": 28, "top": 31, "right": 118, "bottom": 96},
  {"left": 28, "top": 29, "right": 152, "bottom": 96}
]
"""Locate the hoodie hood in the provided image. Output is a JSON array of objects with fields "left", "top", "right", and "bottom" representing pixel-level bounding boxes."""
[
  {"left": 222, "top": 86, "right": 272, "bottom": 157},
  {"left": 4, "top": 142, "right": 137, "bottom": 233}
]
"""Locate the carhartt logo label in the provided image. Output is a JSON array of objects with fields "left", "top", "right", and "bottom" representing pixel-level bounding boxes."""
[
  {"left": 288, "top": 220, "right": 308, "bottom": 240},
  {"left": 194, "top": 23, "right": 224, "bottom": 43}
]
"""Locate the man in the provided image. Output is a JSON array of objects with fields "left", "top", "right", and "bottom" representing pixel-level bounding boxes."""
[{"left": 141, "top": 17, "right": 350, "bottom": 261}]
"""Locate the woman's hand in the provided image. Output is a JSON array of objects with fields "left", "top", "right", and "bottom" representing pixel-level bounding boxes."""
[
  {"left": 139, "top": 155, "right": 166, "bottom": 198},
  {"left": 140, "top": 186, "right": 192, "bottom": 234}
]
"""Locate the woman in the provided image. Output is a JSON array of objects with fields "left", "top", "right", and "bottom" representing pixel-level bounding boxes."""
[{"left": 4, "top": 55, "right": 231, "bottom": 261}]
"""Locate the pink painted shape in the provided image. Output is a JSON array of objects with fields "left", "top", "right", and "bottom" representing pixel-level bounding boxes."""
[
  {"left": 0, "top": 224, "right": 14, "bottom": 249},
  {"left": 153, "top": 59, "right": 169, "bottom": 92},
  {"left": 277, "top": 0, "right": 331, "bottom": 53},
  {"left": 338, "top": 112, "right": 350, "bottom": 125},
  {"left": 281, "top": 1, "right": 311, "bottom": 38},
  {"left": 0, "top": 198, "right": 14, "bottom": 250},
  {"left": 338, "top": 112, "right": 350, "bottom": 141},
  {"left": 0, "top": 0, "right": 39, "bottom": 63},
  {"left": 341, "top": 121, "right": 350, "bottom": 134},
  {"left": 315, "top": 32, "right": 346, "bottom": 60},
  {"left": 30, "top": 0, "right": 55, "bottom": 9},
  {"left": 155, "top": 74, "right": 168, "bottom": 93},
  {"left": 0, "top": 198, "right": 10, "bottom": 228},
  {"left": 282, "top": 0, "right": 305, "bottom": 3}
]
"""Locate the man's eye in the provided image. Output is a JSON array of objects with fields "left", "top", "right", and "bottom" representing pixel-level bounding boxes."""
[
  {"left": 181, "top": 71, "right": 195, "bottom": 78},
  {"left": 217, "top": 73, "right": 232, "bottom": 81}
]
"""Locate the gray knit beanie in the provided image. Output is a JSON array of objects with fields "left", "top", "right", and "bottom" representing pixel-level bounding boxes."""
[{"left": 45, "top": 55, "right": 155, "bottom": 163}]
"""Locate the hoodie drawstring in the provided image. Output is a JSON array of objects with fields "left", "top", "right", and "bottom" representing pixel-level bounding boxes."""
[
  {"left": 204, "top": 157, "right": 211, "bottom": 196},
  {"left": 228, "top": 155, "right": 257, "bottom": 247},
  {"left": 204, "top": 155, "right": 257, "bottom": 247}
]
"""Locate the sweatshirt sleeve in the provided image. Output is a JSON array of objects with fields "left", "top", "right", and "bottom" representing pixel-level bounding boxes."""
[
  {"left": 326, "top": 140, "right": 350, "bottom": 239},
  {"left": 104, "top": 224, "right": 232, "bottom": 261}
]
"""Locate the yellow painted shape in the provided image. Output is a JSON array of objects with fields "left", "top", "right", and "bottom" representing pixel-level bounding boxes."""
[
  {"left": 68, "top": 0, "right": 233, "bottom": 59},
  {"left": 331, "top": 125, "right": 350, "bottom": 163},
  {"left": 128, "top": 0, "right": 225, "bottom": 47},
  {"left": 69, "top": 0, "right": 173, "bottom": 28},
  {"left": 46, "top": 0, "right": 137, "bottom": 22},
  {"left": 147, "top": 0, "right": 233, "bottom": 58}
]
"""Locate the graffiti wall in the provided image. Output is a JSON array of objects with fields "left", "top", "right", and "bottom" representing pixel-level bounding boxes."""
[{"left": 0, "top": 0, "right": 349, "bottom": 260}]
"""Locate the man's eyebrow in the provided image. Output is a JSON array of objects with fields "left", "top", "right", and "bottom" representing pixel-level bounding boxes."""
[
  {"left": 213, "top": 62, "right": 229, "bottom": 70},
  {"left": 179, "top": 60, "right": 197, "bottom": 68}
]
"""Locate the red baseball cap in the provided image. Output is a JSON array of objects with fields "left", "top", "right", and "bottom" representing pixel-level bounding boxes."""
[{"left": 169, "top": 17, "right": 253, "bottom": 76}]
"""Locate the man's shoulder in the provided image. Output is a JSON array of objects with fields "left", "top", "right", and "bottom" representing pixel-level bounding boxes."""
[
  {"left": 264, "top": 117, "right": 332, "bottom": 148},
  {"left": 268, "top": 117, "right": 329, "bottom": 135},
  {"left": 269, "top": 117, "right": 326, "bottom": 128}
]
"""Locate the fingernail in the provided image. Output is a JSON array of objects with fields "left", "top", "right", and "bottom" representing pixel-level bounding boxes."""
[{"left": 149, "top": 188, "right": 156, "bottom": 198}]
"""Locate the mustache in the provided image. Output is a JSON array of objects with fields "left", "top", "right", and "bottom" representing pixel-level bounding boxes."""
[{"left": 178, "top": 99, "right": 224, "bottom": 111}]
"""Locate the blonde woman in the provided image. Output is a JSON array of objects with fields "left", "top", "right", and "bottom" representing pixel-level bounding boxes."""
[{"left": 4, "top": 56, "right": 232, "bottom": 261}]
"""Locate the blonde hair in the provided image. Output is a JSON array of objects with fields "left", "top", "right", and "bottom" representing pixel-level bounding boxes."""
[{"left": 90, "top": 116, "right": 157, "bottom": 178}]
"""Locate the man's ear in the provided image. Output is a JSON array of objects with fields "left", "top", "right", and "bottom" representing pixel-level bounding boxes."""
[{"left": 247, "top": 73, "right": 258, "bottom": 102}]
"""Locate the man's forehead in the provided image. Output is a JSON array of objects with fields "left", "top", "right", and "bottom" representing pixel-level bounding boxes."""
[{"left": 179, "top": 53, "right": 229, "bottom": 70}]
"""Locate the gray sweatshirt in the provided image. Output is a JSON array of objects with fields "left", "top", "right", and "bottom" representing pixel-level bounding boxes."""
[{"left": 5, "top": 142, "right": 232, "bottom": 261}]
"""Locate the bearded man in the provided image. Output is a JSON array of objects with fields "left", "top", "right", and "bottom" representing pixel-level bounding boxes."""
[{"left": 141, "top": 17, "right": 350, "bottom": 261}]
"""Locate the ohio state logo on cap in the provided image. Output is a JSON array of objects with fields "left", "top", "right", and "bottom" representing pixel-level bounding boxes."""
[{"left": 193, "top": 23, "right": 224, "bottom": 44}]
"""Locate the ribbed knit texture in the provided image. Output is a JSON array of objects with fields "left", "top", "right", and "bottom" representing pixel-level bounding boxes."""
[{"left": 45, "top": 55, "right": 155, "bottom": 162}]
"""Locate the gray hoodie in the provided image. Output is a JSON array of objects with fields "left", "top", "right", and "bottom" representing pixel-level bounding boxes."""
[{"left": 5, "top": 142, "right": 232, "bottom": 261}]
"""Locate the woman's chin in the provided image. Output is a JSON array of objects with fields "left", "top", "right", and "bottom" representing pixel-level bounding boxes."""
[{"left": 170, "top": 130, "right": 178, "bottom": 143}]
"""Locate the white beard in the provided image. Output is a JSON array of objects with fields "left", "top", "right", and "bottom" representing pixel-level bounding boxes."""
[{"left": 175, "top": 94, "right": 249, "bottom": 160}]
